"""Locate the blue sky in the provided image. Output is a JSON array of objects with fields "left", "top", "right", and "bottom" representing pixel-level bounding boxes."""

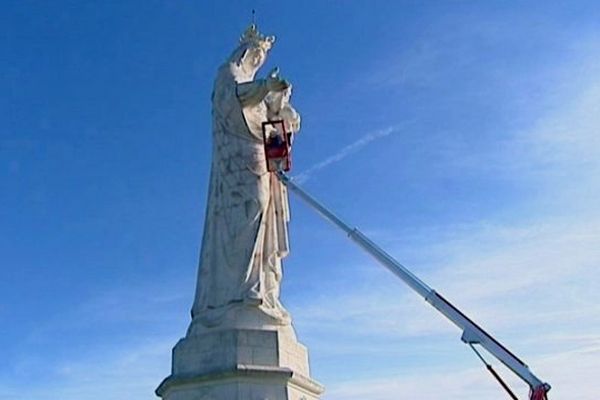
[{"left": 2, "top": 1, "right": 600, "bottom": 399}]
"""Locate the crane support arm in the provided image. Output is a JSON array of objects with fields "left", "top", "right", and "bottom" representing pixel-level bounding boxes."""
[{"left": 276, "top": 171, "right": 550, "bottom": 399}]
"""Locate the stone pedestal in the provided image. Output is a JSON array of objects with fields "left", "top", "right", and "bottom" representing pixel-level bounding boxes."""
[{"left": 156, "top": 309, "right": 324, "bottom": 400}]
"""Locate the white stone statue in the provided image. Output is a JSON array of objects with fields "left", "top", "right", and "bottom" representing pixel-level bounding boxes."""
[
  {"left": 191, "top": 24, "right": 301, "bottom": 329},
  {"left": 157, "top": 26, "right": 322, "bottom": 400}
]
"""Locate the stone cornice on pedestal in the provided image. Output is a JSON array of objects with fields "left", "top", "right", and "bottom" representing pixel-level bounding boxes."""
[{"left": 156, "top": 365, "right": 324, "bottom": 398}]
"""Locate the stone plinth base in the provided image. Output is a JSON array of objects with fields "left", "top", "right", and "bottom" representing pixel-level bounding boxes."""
[{"left": 156, "top": 327, "right": 323, "bottom": 400}]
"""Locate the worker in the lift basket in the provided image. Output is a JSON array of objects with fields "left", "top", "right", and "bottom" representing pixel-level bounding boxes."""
[{"left": 266, "top": 130, "right": 287, "bottom": 159}]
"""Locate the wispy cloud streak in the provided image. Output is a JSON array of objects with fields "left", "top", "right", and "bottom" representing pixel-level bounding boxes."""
[
  {"left": 0, "top": 338, "right": 174, "bottom": 400},
  {"left": 293, "top": 125, "right": 401, "bottom": 183},
  {"left": 325, "top": 343, "right": 600, "bottom": 400}
]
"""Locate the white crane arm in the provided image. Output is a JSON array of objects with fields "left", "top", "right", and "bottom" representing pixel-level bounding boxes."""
[{"left": 276, "top": 171, "right": 550, "bottom": 399}]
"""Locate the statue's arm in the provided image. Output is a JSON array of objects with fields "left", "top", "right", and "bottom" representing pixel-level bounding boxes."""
[
  {"left": 237, "top": 80, "right": 270, "bottom": 107},
  {"left": 237, "top": 71, "right": 291, "bottom": 107}
]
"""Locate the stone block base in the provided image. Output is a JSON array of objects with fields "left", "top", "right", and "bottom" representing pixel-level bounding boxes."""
[{"left": 156, "top": 327, "right": 323, "bottom": 400}]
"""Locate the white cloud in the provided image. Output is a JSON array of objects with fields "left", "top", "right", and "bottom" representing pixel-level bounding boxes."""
[
  {"left": 292, "top": 215, "right": 600, "bottom": 399},
  {"left": 293, "top": 125, "right": 400, "bottom": 183},
  {"left": 0, "top": 280, "right": 191, "bottom": 400},
  {"left": 0, "top": 338, "right": 174, "bottom": 400},
  {"left": 294, "top": 215, "right": 600, "bottom": 337},
  {"left": 324, "top": 343, "right": 600, "bottom": 400}
]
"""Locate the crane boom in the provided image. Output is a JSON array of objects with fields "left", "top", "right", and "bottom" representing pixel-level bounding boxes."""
[{"left": 276, "top": 171, "right": 550, "bottom": 399}]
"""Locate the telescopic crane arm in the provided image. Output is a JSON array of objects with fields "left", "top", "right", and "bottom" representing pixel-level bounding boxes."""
[{"left": 276, "top": 171, "right": 551, "bottom": 400}]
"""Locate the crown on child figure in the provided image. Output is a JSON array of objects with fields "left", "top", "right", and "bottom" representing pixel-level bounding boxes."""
[{"left": 239, "top": 24, "right": 275, "bottom": 51}]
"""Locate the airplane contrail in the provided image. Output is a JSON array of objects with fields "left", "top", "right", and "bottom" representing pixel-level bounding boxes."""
[{"left": 293, "top": 125, "right": 400, "bottom": 183}]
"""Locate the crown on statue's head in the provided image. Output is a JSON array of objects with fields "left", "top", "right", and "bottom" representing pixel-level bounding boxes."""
[{"left": 239, "top": 24, "right": 275, "bottom": 51}]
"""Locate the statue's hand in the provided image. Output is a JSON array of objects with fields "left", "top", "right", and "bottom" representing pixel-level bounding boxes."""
[{"left": 266, "top": 67, "right": 290, "bottom": 92}]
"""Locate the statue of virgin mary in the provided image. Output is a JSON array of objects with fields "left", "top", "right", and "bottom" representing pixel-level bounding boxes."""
[{"left": 190, "top": 25, "right": 301, "bottom": 329}]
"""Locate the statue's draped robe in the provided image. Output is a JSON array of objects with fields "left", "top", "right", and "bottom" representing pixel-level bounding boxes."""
[{"left": 192, "top": 60, "right": 291, "bottom": 326}]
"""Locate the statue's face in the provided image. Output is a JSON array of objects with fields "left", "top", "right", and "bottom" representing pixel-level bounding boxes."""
[{"left": 243, "top": 46, "right": 266, "bottom": 72}]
